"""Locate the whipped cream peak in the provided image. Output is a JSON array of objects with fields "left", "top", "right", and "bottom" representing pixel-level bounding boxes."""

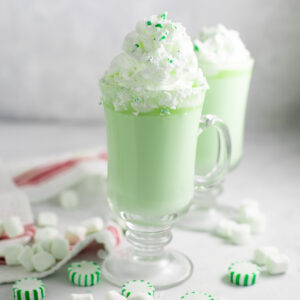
[
  {"left": 194, "top": 24, "right": 252, "bottom": 75},
  {"left": 100, "top": 12, "right": 208, "bottom": 114}
]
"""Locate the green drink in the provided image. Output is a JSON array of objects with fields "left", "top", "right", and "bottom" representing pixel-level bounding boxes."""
[
  {"left": 194, "top": 24, "right": 253, "bottom": 173},
  {"left": 98, "top": 13, "right": 229, "bottom": 288},
  {"left": 105, "top": 106, "right": 202, "bottom": 218},
  {"left": 195, "top": 66, "right": 253, "bottom": 174}
]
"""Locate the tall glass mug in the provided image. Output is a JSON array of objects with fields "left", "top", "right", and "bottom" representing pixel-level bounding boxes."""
[
  {"left": 179, "top": 61, "right": 253, "bottom": 231},
  {"left": 102, "top": 103, "right": 230, "bottom": 288}
]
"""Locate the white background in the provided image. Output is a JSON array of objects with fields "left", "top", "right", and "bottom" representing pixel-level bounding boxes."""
[{"left": 0, "top": 0, "right": 300, "bottom": 132}]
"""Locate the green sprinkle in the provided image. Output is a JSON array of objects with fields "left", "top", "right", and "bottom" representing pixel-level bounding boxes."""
[
  {"left": 155, "top": 23, "right": 163, "bottom": 28},
  {"left": 160, "top": 108, "right": 170, "bottom": 116},
  {"left": 194, "top": 44, "right": 199, "bottom": 51},
  {"left": 135, "top": 43, "right": 139, "bottom": 48},
  {"left": 168, "top": 58, "right": 173, "bottom": 63},
  {"left": 159, "top": 35, "right": 166, "bottom": 41},
  {"left": 160, "top": 12, "right": 167, "bottom": 20},
  {"left": 147, "top": 21, "right": 152, "bottom": 26}
]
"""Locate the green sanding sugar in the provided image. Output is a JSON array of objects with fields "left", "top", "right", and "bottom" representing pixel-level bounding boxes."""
[
  {"left": 146, "top": 21, "right": 152, "bottom": 26},
  {"left": 160, "top": 12, "right": 167, "bottom": 19},
  {"left": 155, "top": 23, "right": 163, "bottom": 28},
  {"left": 194, "top": 44, "right": 199, "bottom": 51}
]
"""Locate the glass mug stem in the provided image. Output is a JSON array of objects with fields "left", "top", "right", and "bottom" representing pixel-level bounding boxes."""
[{"left": 125, "top": 221, "right": 172, "bottom": 259}]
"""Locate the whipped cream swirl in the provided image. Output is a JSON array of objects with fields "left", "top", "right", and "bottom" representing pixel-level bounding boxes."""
[
  {"left": 193, "top": 24, "right": 252, "bottom": 75},
  {"left": 100, "top": 12, "right": 208, "bottom": 114}
]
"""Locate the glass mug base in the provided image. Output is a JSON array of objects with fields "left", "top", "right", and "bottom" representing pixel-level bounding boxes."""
[
  {"left": 102, "top": 206, "right": 193, "bottom": 289},
  {"left": 177, "top": 184, "right": 223, "bottom": 232},
  {"left": 102, "top": 248, "right": 193, "bottom": 289}
]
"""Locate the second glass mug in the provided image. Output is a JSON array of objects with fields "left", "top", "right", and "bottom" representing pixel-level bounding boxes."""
[{"left": 101, "top": 104, "right": 231, "bottom": 289}]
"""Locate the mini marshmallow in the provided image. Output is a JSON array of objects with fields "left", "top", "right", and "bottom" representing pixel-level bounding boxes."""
[
  {"left": 51, "top": 238, "right": 69, "bottom": 260},
  {"left": 34, "top": 227, "right": 59, "bottom": 242},
  {"left": 59, "top": 189, "right": 79, "bottom": 209},
  {"left": 266, "top": 253, "right": 290, "bottom": 274},
  {"left": 32, "top": 251, "right": 56, "bottom": 272},
  {"left": 215, "top": 219, "right": 237, "bottom": 238},
  {"left": 32, "top": 243, "right": 44, "bottom": 254},
  {"left": 18, "top": 245, "right": 34, "bottom": 271},
  {"left": 97, "top": 249, "right": 108, "bottom": 259},
  {"left": 4, "top": 216, "right": 24, "bottom": 238},
  {"left": 230, "top": 223, "right": 251, "bottom": 245},
  {"left": 103, "top": 291, "right": 126, "bottom": 300},
  {"left": 3, "top": 244, "right": 23, "bottom": 265},
  {"left": 254, "top": 246, "right": 279, "bottom": 265},
  {"left": 37, "top": 212, "right": 58, "bottom": 227},
  {"left": 40, "top": 239, "right": 52, "bottom": 252},
  {"left": 65, "top": 226, "right": 86, "bottom": 245},
  {"left": 128, "top": 293, "right": 154, "bottom": 300},
  {"left": 81, "top": 217, "right": 104, "bottom": 234},
  {"left": 248, "top": 211, "right": 266, "bottom": 234},
  {"left": 236, "top": 204, "right": 266, "bottom": 234},
  {"left": 236, "top": 205, "right": 259, "bottom": 223},
  {"left": 69, "top": 294, "right": 94, "bottom": 300}
]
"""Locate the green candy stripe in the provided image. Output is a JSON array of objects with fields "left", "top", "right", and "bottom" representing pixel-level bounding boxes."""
[
  {"left": 235, "top": 274, "right": 241, "bottom": 285},
  {"left": 25, "top": 291, "right": 30, "bottom": 300},
  {"left": 17, "top": 290, "right": 22, "bottom": 300},
  {"left": 40, "top": 286, "right": 45, "bottom": 298},
  {"left": 243, "top": 274, "right": 249, "bottom": 286},
  {"left": 230, "top": 271, "right": 234, "bottom": 283},
  {"left": 252, "top": 273, "right": 256, "bottom": 285},
  {"left": 71, "top": 272, "right": 76, "bottom": 284}
]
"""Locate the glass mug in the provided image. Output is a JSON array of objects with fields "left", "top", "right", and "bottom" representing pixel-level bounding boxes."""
[
  {"left": 101, "top": 103, "right": 230, "bottom": 289},
  {"left": 178, "top": 62, "right": 253, "bottom": 232}
]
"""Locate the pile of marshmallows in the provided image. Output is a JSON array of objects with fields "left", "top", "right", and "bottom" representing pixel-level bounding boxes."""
[
  {"left": 2, "top": 212, "right": 104, "bottom": 273},
  {"left": 215, "top": 199, "right": 266, "bottom": 245}
]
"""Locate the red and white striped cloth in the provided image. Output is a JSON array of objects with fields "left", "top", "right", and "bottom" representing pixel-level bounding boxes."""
[{"left": 9, "top": 147, "right": 107, "bottom": 203}]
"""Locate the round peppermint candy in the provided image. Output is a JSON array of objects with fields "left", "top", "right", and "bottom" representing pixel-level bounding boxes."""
[
  {"left": 121, "top": 280, "right": 154, "bottom": 298},
  {"left": 228, "top": 261, "right": 261, "bottom": 286},
  {"left": 13, "top": 278, "right": 45, "bottom": 300},
  {"left": 68, "top": 261, "right": 101, "bottom": 286}
]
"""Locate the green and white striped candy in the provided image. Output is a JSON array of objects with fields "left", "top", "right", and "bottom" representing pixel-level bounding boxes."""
[
  {"left": 13, "top": 278, "right": 45, "bottom": 300},
  {"left": 180, "top": 291, "right": 215, "bottom": 299},
  {"left": 228, "top": 261, "right": 261, "bottom": 286},
  {"left": 121, "top": 280, "right": 155, "bottom": 298},
  {"left": 67, "top": 261, "right": 101, "bottom": 286}
]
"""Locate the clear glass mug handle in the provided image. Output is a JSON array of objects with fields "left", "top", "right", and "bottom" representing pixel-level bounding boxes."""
[{"left": 195, "top": 114, "right": 231, "bottom": 189}]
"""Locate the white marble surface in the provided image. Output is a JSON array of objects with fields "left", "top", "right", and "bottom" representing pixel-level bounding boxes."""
[{"left": 0, "top": 121, "right": 299, "bottom": 299}]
